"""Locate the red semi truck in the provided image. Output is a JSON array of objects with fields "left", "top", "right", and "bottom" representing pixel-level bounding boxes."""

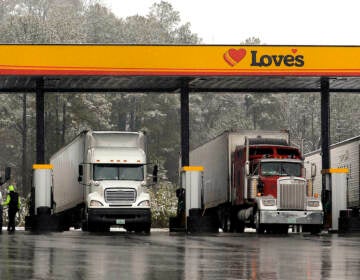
[{"left": 187, "top": 130, "right": 323, "bottom": 233}]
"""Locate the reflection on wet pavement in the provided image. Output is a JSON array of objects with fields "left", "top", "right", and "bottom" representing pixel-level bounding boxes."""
[{"left": 0, "top": 230, "right": 359, "bottom": 279}]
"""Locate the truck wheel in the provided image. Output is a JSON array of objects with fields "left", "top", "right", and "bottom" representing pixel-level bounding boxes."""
[
  {"left": 88, "top": 222, "right": 107, "bottom": 232},
  {"left": 229, "top": 214, "right": 245, "bottom": 233},
  {"left": 143, "top": 224, "right": 151, "bottom": 234},
  {"left": 124, "top": 225, "right": 133, "bottom": 232},
  {"left": 274, "top": 225, "right": 288, "bottom": 234},
  {"left": 81, "top": 221, "right": 88, "bottom": 231},
  {"left": 88, "top": 223, "right": 97, "bottom": 232},
  {"left": 134, "top": 224, "right": 151, "bottom": 234},
  {"left": 232, "top": 219, "right": 245, "bottom": 233},
  {"left": 221, "top": 214, "right": 231, "bottom": 232},
  {"left": 255, "top": 212, "right": 265, "bottom": 234},
  {"left": 60, "top": 220, "right": 70, "bottom": 231},
  {"left": 310, "top": 225, "right": 322, "bottom": 234},
  {"left": 302, "top": 225, "right": 322, "bottom": 234}
]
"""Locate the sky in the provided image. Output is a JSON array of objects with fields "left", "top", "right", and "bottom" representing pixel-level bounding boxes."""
[{"left": 102, "top": 0, "right": 360, "bottom": 45}]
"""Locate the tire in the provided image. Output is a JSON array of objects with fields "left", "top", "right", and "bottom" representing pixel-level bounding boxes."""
[
  {"left": 273, "top": 225, "right": 288, "bottom": 234},
  {"left": 59, "top": 220, "right": 70, "bottom": 231},
  {"left": 310, "top": 225, "right": 322, "bottom": 235},
  {"left": 221, "top": 214, "right": 231, "bottom": 233},
  {"left": 134, "top": 223, "right": 151, "bottom": 234},
  {"left": 81, "top": 221, "right": 88, "bottom": 231},
  {"left": 255, "top": 211, "right": 265, "bottom": 234},
  {"left": 143, "top": 226, "right": 151, "bottom": 234},
  {"left": 124, "top": 225, "right": 134, "bottom": 232},
  {"left": 228, "top": 208, "right": 246, "bottom": 233},
  {"left": 232, "top": 219, "right": 245, "bottom": 233},
  {"left": 88, "top": 223, "right": 97, "bottom": 232},
  {"left": 303, "top": 225, "right": 322, "bottom": 234},
  {"left": 88, "top": 222, "right": 108, "bottom": 232}
]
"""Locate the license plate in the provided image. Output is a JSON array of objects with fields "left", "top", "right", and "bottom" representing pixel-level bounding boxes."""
[
  {"left": 288, "top": 218, "right": 296, "bottom": 223},
  {"left": 116, "top": 219, "right": 125, "bottom": 225}
]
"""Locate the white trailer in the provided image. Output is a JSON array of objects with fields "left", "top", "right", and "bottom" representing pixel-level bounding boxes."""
[
  {"left": 48, "top": 130, "right": 152, "bottom": 232},
  {"left": 305, "top": 135, "right": 360, "bottom": 208},
  {"left": 190, "top": 130, "right": 290, "bottom": 209}
]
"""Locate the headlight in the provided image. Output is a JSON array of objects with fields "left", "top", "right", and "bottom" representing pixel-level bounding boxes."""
[
  {"left": 308, "top": 200, "right": 320, "bottom": 207},
  {"left": 138, "top": 200, "right": 150, "bottom": 207},
  {"left": 90, "top": 200, "right": 103, "bottom": 207},
  {"left": 262, "top": 199, "right": 276, "bottom": 206}
]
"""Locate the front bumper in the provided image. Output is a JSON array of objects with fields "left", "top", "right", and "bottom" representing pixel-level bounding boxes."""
[
  {"left": 260, "top": 210, "right": 323, "bottom": 225},
  {"left": 88, "top": 208, "right": 151, "bottom": 226}
]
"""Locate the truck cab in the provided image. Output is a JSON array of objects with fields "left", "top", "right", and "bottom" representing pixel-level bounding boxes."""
[
  {"left": 234, "top": 144, "right": 303, "bottom": 202},
  {"left": 251, "top": 158, "right": 303, "bottom": 196},
  {"left": 234, "top": 142, "right": 323, "bottom": 233},
  {"left": 79, "top": 133, "right": 152, "bottom": 232}
]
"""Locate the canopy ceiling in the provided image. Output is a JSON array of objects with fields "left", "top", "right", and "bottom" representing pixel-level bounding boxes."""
[
  {"left": 0, "top": 45, "right": 360, "bottom": 93},
  {"left": 0, "top": 76, "right": 359, "bottom": 93}
]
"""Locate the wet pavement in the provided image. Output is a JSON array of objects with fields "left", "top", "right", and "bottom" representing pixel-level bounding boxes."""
[{"left": 0, "top": 229, "right": 360, "bottom": 280}]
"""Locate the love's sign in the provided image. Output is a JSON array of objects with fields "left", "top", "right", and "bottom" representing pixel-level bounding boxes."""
[{"left": 224, "top": 48, "right": 305, "bottom": 68}]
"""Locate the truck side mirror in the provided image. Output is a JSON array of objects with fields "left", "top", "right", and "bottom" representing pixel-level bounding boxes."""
[
  {"left": 152, "top": 165, "right": 158, "bottom": 183},
  {"left": 78, "top": 164, "right": 83, "bottom": 183},
  {"left": 5, "top": 167, "right": 11, "bottom": 182},
  {"left": 311, "top": 163, "right": 316, "bottom": 178},
  {"left": 245, "top": 161, "right": 250, "bottom": 176}
]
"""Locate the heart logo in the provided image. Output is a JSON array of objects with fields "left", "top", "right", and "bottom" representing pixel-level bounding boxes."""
[
  {"left": 291, "top": 48, "right": 298, "bottom": 54},
  {"left": 224, "top": 48, "right": 247, "bottom": 66}
]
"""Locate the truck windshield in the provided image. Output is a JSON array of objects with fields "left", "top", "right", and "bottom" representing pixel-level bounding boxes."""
[
  {"left": 261, "top": 162, "right": 301, "bottom": 177},
  {"left": 93, "top": 164, "right": 144, "bottom": 181}
]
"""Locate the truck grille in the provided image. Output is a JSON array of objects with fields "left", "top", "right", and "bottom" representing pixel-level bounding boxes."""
[
  {"left": 277, "top": 178, "right": 306, "bottom": 210},
  {"left": 105, "top": 188, "right": 136, "bottom": 204}
]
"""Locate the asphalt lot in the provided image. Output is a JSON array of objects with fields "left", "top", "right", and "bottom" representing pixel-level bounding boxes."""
[{"left": 1, "top": 228, "right": 360, "bottom": 280}]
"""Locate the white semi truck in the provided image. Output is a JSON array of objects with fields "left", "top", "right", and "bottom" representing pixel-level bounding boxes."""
[{"left": 27, "top": 130, "right": 153, "bottom": 233}]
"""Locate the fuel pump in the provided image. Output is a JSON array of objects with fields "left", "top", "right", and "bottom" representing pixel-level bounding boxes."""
[{"left": 25, "top": 164, "right": 59, "bottom": 231}]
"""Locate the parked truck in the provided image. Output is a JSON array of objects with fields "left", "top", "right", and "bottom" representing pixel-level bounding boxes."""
[
  {"left": 27, "top": 130, "right": 153, "bottom": 233},
  {"left": 305, "top": 135, "right": 360, "bottom": 232},
  {"left": 187, "top": 130, "right": 323, "bottom": 234}
]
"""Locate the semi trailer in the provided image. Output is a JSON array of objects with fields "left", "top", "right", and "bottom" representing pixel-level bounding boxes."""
[
  {"left": 305, "top": 135, "right": 360, "bottom": 232},
  {"left": 187, "top": 130, "right": 323, "bottom": 233},
  {"left": 26, "top": 130, "right": 153, "bottom": 233},
  {"left": 305, "top": 135, "right": 360, "bottom": 208}
]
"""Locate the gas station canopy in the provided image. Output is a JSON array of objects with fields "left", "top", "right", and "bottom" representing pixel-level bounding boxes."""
[
  {"left": 1, "top": 45, "right": 360, "bottom": 93},
  {"left": 1, "top": 44, "right": 359, "bottom": 211}
]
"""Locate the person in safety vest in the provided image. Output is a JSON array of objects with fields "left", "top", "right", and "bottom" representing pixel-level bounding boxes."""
[{"left": 3, "top": 181, "right": 20, "bottom": 232}]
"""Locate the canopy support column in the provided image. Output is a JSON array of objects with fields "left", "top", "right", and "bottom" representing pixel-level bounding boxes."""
[
  {"left": 321, "top": 77, "right": 331, "bottom": 227},
  {"left": 180, "top": 80, "right": 190, "bottom": 167},
  {"left": 36, "top": 78, "right": 45, "bottom": 164}
]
